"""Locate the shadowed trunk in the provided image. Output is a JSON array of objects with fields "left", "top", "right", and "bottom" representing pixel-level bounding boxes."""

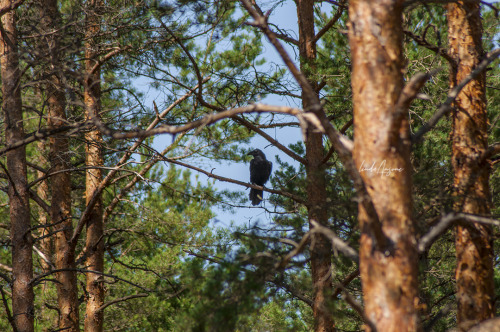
[
  {"left": 39, "top": 0, "right": 80, "bottom": 329},
  {"left": 1, "top": 1, "right": 35, "bottom": 331},
  {"left": 297, "top": 0, "right": 334, "bottom": 330},
  {"left": 447, "top": 0, "right": 495, "bottom": 324},
  {"left": 348, "top": 0, "right": 420, "bottom": 331},
  {"left": 84, "top": 1, "right": 105, "bottom": 330}
]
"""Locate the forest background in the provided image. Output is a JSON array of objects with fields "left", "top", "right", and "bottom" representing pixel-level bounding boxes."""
[{"left": 0, "top": 0, "right": 499, "bottom": 331}]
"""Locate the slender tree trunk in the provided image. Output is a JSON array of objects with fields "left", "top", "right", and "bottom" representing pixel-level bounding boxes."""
[
  {"left": 84, "top": 1, "right": 105, "bottom": 330},
  {"left": 38, "top": 0, "right": 80, "bottom": 329},
  {"left": 348, "top": 1, "right": 420, "bottom": 331},
  {"left": 0, "top": 1, "right": 35, "bottom": 331},
  {"left": 447, "top": 0, "right": 495, "bottom": 324},
  {"left": 35, "top": 140, "right": 52, "bottom": 274},
  {"left": 297, "top": 0, "right": 334, "bottom": 330}
]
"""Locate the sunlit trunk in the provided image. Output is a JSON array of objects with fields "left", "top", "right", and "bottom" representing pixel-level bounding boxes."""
[{"left": 348, "top": 0, "right": 420, "bottom": 331}]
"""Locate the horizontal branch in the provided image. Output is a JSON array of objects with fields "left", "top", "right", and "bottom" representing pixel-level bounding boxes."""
[
  {"left": 233, "top": 115, "right": 308, "bottom": 165},
  {"left": 95, "top": 293, "right": 148, "bottom": 314},
  {"left": 0, "top": 121, "right": 92, "bottom": 157},
  {"left": 158, "top": 154, "right": 307, "bottom": 206},
  {"left": 93, "top": 103, "right": 304, "bottom": 140},
  {"left": 418, "top": 212, "right": 500, "bottom": 253}
]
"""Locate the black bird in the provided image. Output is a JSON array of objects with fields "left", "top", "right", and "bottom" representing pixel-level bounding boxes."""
[{"left": 247, "top": 149, "right": 272, "bottom": 205}]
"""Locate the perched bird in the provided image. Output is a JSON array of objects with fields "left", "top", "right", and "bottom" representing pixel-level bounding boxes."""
[{"left": 247, "top": 149, "right": 272, "bottom": 205}]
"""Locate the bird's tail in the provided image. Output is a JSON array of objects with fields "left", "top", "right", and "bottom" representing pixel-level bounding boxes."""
[{"left": 249, "top": 188, "right": 264, "bottom": 205}]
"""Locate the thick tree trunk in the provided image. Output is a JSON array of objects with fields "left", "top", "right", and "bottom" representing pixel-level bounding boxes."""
[
  {"left": 447, "top": 0, "right": 495, "bottom": 324},
  {"left": 348, "top": 0, "right": 420, "bottom": 331},
  {"left": 297, "top": 0, "right": 334, "bottom": 330},
  {"left": 84, "top": 1, "right": 105, "bottom": 330},
  {"left": 39, "top": 0, "right": 80, "bottom": 329},
  {"left": 0, "top": 1, "right": 35, "bottom": 331}
]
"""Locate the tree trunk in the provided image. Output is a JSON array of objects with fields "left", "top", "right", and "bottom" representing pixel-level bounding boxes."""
[
  {"left": 0, "top": 1, "right": 35, "bottom": 331},
  {"left": 84, "top": 1, "right": 105, "bottom": 330},
  {"left": 39, "top": 0, "right": 80, "bottom": 329},
  {"left": 35, "top": 140, "right": 52, "bottom": 274},
  {"left": 348, "top": 0, "right": 420, "bottom": 331},
  {"left": 447, "top": 0, "right": 495, "bottom": 324},
  {"left": 297, "top": 0, "right": 334, "bottom": 330}
]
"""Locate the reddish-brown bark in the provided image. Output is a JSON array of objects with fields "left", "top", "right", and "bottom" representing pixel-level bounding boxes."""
[
  {"left": 447, "top": 0, "right": 495, "bottom": 324},
  {"left": 38, "top": 0, "right": 80, "bottom": 329},
  {"left": 84, "top": 1, "right": 105, "bottom": 331},
  {"left": 1, "top": 1, "right": 35, "bottom": 331},
  {"left": 297, "top": 0, "right": 334, "bottom": 330},
  {"left": 348, "top": 0, "right": 420, "bottom": 331}
]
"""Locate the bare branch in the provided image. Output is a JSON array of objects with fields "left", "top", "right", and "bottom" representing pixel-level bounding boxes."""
[
  {"left": 310, "top": 220, "right": 359, "bottom": 263},
  {"left": 92, "top": 103, "right": 304, "bottom": 140},
  {"left": 233, "top": 115, "right": 308, "bottom": 165},
  {"left": 95, "top": 294, "right": 148, "bottom": 314},
  {"left": 158, "top": 154, "right": 307, "bottom": 205},
  {"left": 418, "top": 212, "right": 500, "bottom": 253},
  {"left": 404, "top": 29, "right": 453, "bottom": 63},
  {"left": 390, "top": 69, "right": 439, "bottom": 142},
  {"left": 0, "top": 121, "right": 93, "bottom": 157}
]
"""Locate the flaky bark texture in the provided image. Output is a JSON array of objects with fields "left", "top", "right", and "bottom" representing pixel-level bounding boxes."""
[
  {"left": 297, "top": 0, "right": 334, "bottom": 330},
  {"left": 447, "top": 0, "right": 495, "bottom": 323},
  {"left": 39, "top": 0, "right": 80, "bottom": 329},
  {"left": 0, "top": 2, "right": 35, "bottom": 331},
  {"left": 84, "top": 1, "right": 105, "bottom": 331},
  {"left": 348, "top": 0, "right": 420, "bottom": 331}
]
